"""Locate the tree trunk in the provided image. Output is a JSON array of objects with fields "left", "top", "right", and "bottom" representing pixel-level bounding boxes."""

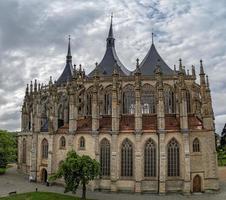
[{"left": 82, "top": 182, "right": 86, "bottom": 200}]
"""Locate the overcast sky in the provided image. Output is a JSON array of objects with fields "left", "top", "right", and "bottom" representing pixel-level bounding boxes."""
[{"left": 0, "top": 0, "right": 226, "bottom": 134}]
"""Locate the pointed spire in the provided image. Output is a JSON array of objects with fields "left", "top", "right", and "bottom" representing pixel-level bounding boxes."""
[
  {"left": 200, "top": 59, "right": 205, "bottom": 75},
  {"left": 192, "top": 65, "right": 196, "bottom": 78},
  {"left": 66, "top": 35, "right": 72, "bottom": 63},
  {"left": 30, "top": 81, "right": 33, "bottom": 94},
  {"left": 199, "top": 59, "right": 206, "bottom": 86},
  {"left": 179, "top": 58, "right": 183, "bottom": 72},
  {"left": 135, "top": 58, "right": 141, "bottom": 75},
  {"left": 152, "top": 32, "right": 154, "bottom": 44},
  {"left": 34, "top": 79, "right": 37, "bottom": 92},
  {"left": 26, "top": 84, "right": 29, "bottom": 96},
  {"left": 108, "top": 13, "right": 113, "bottom": 38},
  {"left": 49, "top": 76, "right": 53, "bottom": 85},
  {"left": 107, "top": 13, "right": 115, "bottom": 48}
]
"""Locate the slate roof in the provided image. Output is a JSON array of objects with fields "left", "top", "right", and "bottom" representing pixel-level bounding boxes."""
[
  {"left": 89, "top": 17, "right": 130, "bottom": 77},
  {"left": 138, "top": 43, "right": 174, "bottom": 75},
  {"left": 56, "top": 37, "right": 73, "bottom": 85}
]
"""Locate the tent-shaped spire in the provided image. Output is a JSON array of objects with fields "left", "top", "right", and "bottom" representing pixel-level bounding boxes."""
[
  {"left": 138, "top": 34, "right": 173, "bottom": 75},
  {"left": 89, "top": 15, "right": 130, "bottom": 77},
  {"left": 56, "top": 36, "right": 73, "bottom": 85}
]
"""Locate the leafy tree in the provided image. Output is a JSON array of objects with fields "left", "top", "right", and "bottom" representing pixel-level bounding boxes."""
[
  {"left": 50, "top": 150, "right": 100, "bottom": 200},
  {"left": 0, "top": 130, "right": 17, "bottom": 169}
]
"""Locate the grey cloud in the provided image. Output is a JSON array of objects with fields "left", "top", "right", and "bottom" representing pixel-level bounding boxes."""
[{"left": 0, "top": 0, "right": 226, "bottom": 132}]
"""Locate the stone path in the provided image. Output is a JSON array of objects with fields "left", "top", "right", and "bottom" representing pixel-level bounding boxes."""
[{"left": 0, "top": 165, "right": 226, "bottom": 200}]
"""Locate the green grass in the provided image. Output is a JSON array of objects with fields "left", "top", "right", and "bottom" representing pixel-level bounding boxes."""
[{"left": 0, "top": 192, "right": 83, "bottom": 200}]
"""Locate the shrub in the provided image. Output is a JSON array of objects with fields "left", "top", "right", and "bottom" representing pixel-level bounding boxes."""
[{"left": 0, "top": 167, "right": 6, "bottom": 175}]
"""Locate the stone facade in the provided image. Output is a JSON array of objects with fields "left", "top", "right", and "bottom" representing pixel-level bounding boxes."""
[{"left": 17, "top": 18, "right": 219, "bottom": 194}]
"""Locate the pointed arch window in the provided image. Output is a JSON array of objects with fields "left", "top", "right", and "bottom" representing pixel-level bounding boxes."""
[
  {"left": 168, "top": 138, "right": 180, "bottom": 176},
  {"left": 58, "top": 95, "right": 69, "bottom": 128},
  {"left": 123, "top": 85, "right": 135, "bottom": 114},
  {"left": 121, "top": 139, "right": 133, "bottom": 177},
  {"left": 79, "top": 136, "right": 85, "bottom": 149},
  {"left": 193, "top": 138, "right": 200, "bottom": 152},
  {"left": 141, "top": 84, "right": 156, "bottom": 114},
  {"left": 40, "top": 101, "right": 48, "bottom": 132},
  {"left": 186, "top": 90, "right": 191, "bottom": 113},
  {"left": 164, "top": 87, "right": 175, "bottom": 114},
  {"left": 59, "top": 136, "right": 66, "bottom": 149},
  {"left": 86, "top": 89, "right": 92, "bottom": 115},
  {"left": 22, "top": 139, "right": 26, "bottom": 164},
  {"left": 100, "top": 138, "right": 110, "bottom": 177},
  {"left": 58, "top": 104, "right": 64, "bottom": 128},
  {"left": 144, "top": 139, "right": 156, "bottom": 177},
  {"left": 42, "top": 139, "right": 48, "bottom": 159},
  {"left": 104, "top": 87, "right": 112, "bottom": 115}
]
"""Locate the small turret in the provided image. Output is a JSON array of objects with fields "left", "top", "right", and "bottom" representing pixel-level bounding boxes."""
[
  {"left": 30, "top": 81, "right": 33, "bottom": 94},
  {"left": 179, "top": 58, "right": 183, "bottom": 73},
  {"left": 25, "top": 84, "right": 28, "bottom": 96},
  {"left": 49, "top": 76, "right": 53, "bottom": 86},
  {"left": 134, "top": 58, "right": 141, "bottom": 75},
  {"left": 199, "top": 59, "right": 206, "bottom": 86},
  {"left": 192, "top": 65, "right": 196, "bottom": 78},
  {"left": 34, "top": 79, "right": 37, "bottom": 93}
]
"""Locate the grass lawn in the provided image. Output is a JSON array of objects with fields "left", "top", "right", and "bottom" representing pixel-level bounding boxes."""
[{"left": 0, "top": 192, "right": 83, "bottom": 200}]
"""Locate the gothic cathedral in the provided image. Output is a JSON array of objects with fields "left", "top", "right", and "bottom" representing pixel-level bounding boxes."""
[{"left": 17, "top": 17, "right": 219, "bottom": 194}]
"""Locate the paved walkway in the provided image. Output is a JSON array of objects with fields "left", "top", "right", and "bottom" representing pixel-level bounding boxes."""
[{"left": 0, "top": 165, "right": 226, "bottom": 200}]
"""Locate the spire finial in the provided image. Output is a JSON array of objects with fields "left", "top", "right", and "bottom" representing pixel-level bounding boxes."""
[
  {"left": 179, "top": 58, "right": 183, "bottom": 72},
  {"left": 200, "top": 59, "right": 205, "bottom": 75},
  {"left": 136, "top": 58, "right": 139, "bottom": 68},
  {"left": 152, "top": 32, "right": 154, "bottom": 44},
  {"left": 106, "top": 13, "right": 115, "bottom": 48},
  {"left": 111, "top": 12, "right": 113, "bottom": 23},
  {"left": 66, "top": 35, "right": 72, "bottom": 62}
]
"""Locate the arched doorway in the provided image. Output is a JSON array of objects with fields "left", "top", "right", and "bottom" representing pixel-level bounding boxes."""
[
  {"left": 41, "top": 168, "right": 48, "bottom": 183},
  {"left": 193, "top": 175, "right": 201, "bottom": 192}
]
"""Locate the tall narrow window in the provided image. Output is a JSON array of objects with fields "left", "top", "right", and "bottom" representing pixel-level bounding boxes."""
[
  {"left": 40, "top": 102, "right": 48, "bottom": 132},
  {"left": 58, "top": 104, "right": 64, "bottom": 128},
  {"left": 123, "top": 85, "right": 135, "bottom": 114},
  {"left": 100, "top": 138, "right": 110, "bottom": 177},
  {"left": 144, "top": 139, "right": 156, "bottom": 177},
  {"left": 141, "top": 84, "right": 156, "bottom": 114},
  {"left": 164, "top": 87, "right": 175, "bottom": 114},
  {"left": 168, "top": 138, "right": 180, "bottom": 176},
  {"left": 104, "top": 93, "right": 112, "bottom": 115},
  {"left": 22, "top": 139, "right": 26, "bottom": 163},
  {"left": 79, "top": 136, "right": 85, "bottom": 149},
  {"left": 193, "top": 138, "right": 200, "bottom": 152},
  {"left": 86, "top": 93, "right": 92, "bottom": 115},
  {"left": 186, "top": 90, "right": 191, "bottom": 113},
  {"left": 42, "top": 139, "right": 48, "bottom": 159},
  {"left": 59, "top": 136, "right": 66, "bottom": 149},
  {"left": 121, "top": 139, "right": 133, "bottom": 177}
]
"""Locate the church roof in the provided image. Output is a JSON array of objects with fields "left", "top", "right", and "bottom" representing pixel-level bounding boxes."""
[
  {"left": 56, "top": 36, "right": 73, "bottom": 85},
  {"left": 89, "top": 16, "right": 130, "bottom": 77},
  {"left": 138, "top": 37, "right": 174, "bottom": 75}
]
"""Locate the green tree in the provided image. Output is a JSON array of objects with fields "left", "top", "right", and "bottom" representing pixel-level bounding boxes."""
[
  {"left": 0, "top": 130, "right": 17, "bottom": 170},
  {"left": 50, "top": 150, "right": 100, "bottom": 200}
]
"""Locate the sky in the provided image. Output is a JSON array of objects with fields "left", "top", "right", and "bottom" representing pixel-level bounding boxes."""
[{"left": 0, "top": 0, "right": 226, "bottom": 134}]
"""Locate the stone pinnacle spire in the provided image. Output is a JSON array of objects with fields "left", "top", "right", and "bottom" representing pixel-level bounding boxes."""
[
  {"left": 106, "top": 13, "right": 115, "bottom": 48},
  {"left": 66, "top": 35, "right": 72, "bottom": 63}
]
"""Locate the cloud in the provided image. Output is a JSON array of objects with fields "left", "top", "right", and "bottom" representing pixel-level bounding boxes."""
[{"left": 0, "top": 0, "right": 226, "bottom": 133}]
